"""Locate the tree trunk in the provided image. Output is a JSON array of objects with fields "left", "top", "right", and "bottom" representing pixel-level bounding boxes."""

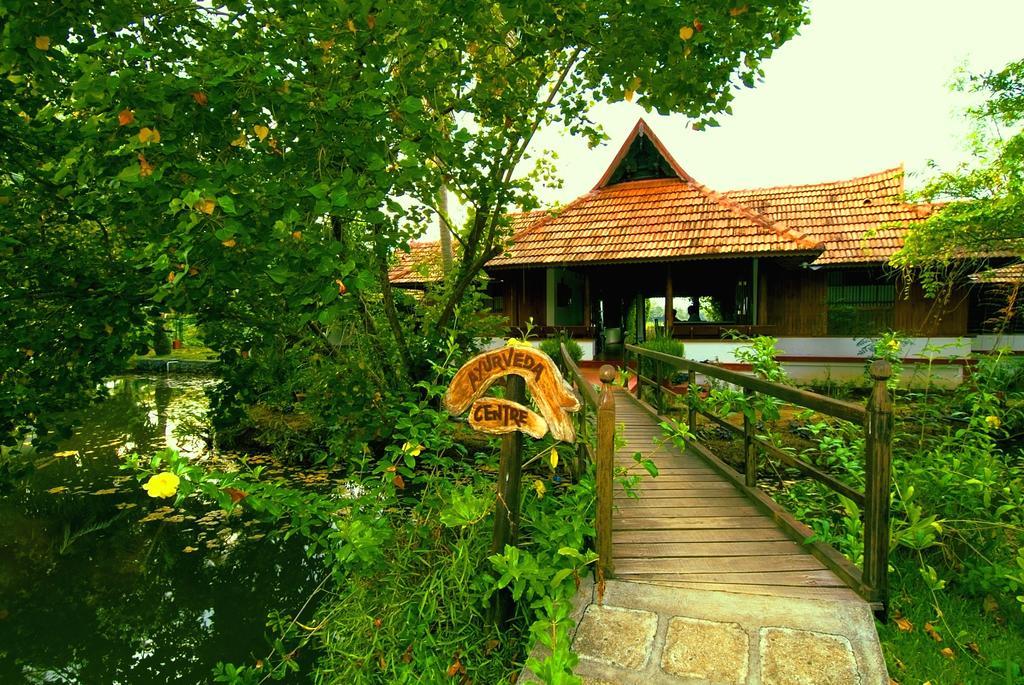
[{"left": 438, "top": 182, "right": 453, "bottom": 277}]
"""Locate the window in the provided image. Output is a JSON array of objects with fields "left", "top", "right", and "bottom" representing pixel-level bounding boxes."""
[
  {"left": 826, "top": 269, "right": 895, "bottom": 335},
  {"left": 969, "top": 284, "right": 1024, "bottom": 333}
]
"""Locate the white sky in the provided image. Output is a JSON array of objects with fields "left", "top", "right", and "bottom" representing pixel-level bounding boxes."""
[{"left": 524, "top": 0, "right": 1024, "bottom": 206}]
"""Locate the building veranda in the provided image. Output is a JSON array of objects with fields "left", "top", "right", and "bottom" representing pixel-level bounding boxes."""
[{"left": 391, "top": 119, "right": 1020, "bottom": 385}]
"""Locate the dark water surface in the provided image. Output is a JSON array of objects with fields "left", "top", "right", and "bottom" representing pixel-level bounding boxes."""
[{"left": 0, "top": 376, "right": 321, "bottom": 684}]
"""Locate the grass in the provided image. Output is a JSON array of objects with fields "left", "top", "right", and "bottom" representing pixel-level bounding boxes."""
[{"left": 880, "top": 560, "right": 1024, "bottom": 684}]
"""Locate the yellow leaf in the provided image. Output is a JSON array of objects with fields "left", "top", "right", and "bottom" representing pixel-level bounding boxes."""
[
  {"left": 53, "top": 450, "right": 79, "bottom": 458},
  {"left": 729, "top": 5, "right": 749, "bottom": 17},
  {"left": 253, "top": 124, "right": 269, "bottom": 141},
  {"left": 118, "top": 109, "right": 135, "bottom": 126},
  {"left": 138, "top": 153, "right": 154, "bottom": 177},
  {"left": 893, "top": 616, "right": 913, "bottom": 632},
  {"left": 196, "top": 198, "right": 216, "bottom": 214},
  {"left": 939, "top": 647, "right": 954, "bottom": 659},
  {"left": 47, "top": 486, "right": 68, "bottom": 494},
  {"left": 183, "top": 546, "right": 198, "bottom": 553},
  {"left": 923, "top": 622, "right": 942, "bottom": 642},
  {"left": 230, "top": 133, "right": 248, "bottom": 147},
  {"left": 138, "top": 127, "right": 161, "bottom": 144},
  {"left": 679, "top": 25, "right": 694, "bottom": 40},
  {"left": 35, "top": 36, "right": 50, "bottom": 51},
  {"left": 92, "top": 488, "right": 118, "bottom": 495},
  {"left": 222, "top": 239, "right": 237, "bottom": 248},
  {"left": 291, "top": 230, "right": 303, "bottom": 240},
  {"left": 624, "top": 89, "right": 635, "bottom": 103},
  {"left": 549, "top": 447, "right": 559, "bottom": 470},
  {"left": 23, "top": 348, "right": 33, "bottom": 357},
  {"left": 347, "top": 18, "right": 357, "bottom": 32}
]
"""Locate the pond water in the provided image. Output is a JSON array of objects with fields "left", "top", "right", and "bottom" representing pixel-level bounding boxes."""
[{"left": 0, "top": 376, "right": 324, "bottom": 684}]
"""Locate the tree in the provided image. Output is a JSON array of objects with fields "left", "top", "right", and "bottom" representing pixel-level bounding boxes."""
[
  {"left": 1, "top": 1, "right": 808, "bottom": 447},
  {"left": 892, "top": 59, "right": 1024, "bottom": 289}
]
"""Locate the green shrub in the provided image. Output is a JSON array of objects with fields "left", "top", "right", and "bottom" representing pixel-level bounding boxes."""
[
  {"left": 636, "top": 337, "right": 684, "bottom": 382},
  {"left": 539, "top": 333, "right": 583, "bottom": 375}
]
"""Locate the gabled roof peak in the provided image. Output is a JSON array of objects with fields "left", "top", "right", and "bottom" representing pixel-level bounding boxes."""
[{"left": 593, "top": 118, "right": 697, "bottom": 190}]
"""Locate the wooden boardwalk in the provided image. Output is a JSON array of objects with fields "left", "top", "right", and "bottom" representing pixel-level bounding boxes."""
[{"left": 612, "top": 391, "right": 864, "bottom": 603}]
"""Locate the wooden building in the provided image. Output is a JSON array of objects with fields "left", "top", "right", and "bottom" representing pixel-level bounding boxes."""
[{"left": 391, "top": 119, "right": 1017, "bottom": 385}]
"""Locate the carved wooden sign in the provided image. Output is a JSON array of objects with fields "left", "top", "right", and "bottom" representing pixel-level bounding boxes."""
[
  {"left": 469, "top": 398, "right": 549, "bottom": 439},
  {"left": 444, "top": 345, "right": 580, "bottom": 442}
]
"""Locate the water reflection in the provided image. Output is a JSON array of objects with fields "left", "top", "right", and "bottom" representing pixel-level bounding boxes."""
[{"left": 0, "top": 376, "right": 319, "bottom": 684}]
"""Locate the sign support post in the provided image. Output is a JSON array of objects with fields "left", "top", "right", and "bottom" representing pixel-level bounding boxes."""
[{"left": 489, "top": 376, "right": 525, "bottom": 626}]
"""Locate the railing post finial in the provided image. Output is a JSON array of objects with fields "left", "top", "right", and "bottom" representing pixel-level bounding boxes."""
[
  {"left": 868, "top": 359, "right": 892, "bottom": 382},
  {"left": 599, "top": 365, "right": 616, "bottom": 385}
]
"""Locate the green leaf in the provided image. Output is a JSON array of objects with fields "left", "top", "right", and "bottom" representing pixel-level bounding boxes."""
[
  {"left": 116, "top": 164, "right": 139, "bottom": 182},
  {"left": 218, "top": 195, "right": 236, "bottom": 214},
  {"left": 267, "top": 265, "right": 291, "bottom": 284}
]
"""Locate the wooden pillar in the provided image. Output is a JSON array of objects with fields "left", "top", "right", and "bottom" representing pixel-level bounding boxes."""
[
  {"left": 665, "top": 266, "right": 674, "bottom": 332},
  {"left": 583, "top": 273, "right": 592, "bottom": 329},
  {"left": 490, "top": 375, "right": 525, "bottom": 625},
  {"left": 751, "top": 258, "right": 759, "bottom": 326},
  {"left": 687, "top": 368, "right": 697, "bottom": 438},
  {"left": 596, "top": 365, "right": 616, "bottom": 580},
  {"left": 863, "top": 360, "right": 894, "bottom": 614}
]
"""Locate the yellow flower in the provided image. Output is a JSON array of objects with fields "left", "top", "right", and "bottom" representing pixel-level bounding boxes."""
[
  {"left": 985, "top": 415, "right": 1001, "bottom": 429},
  {"left": 533, "top": 480, "right": 546, "bottom": 498},
  {"left": 402, "top": 442, "right": 423, "bottom": 457},
  {"left": 143, "top": 472, "right": 180, "bottom": 498},
  {"left": 549, "top": 447, "right": 559, "bottom": 470},
  {"left": 887, "top": 339, "right": 900, "bottom": 351}
]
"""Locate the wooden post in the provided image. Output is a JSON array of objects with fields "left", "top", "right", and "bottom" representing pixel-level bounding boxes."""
[
  {"left": 687, "top": 368, "right": 697, "bottom": 438},
  {"left": 863, "top": 360, "right": 894, "bottom": 613},
  {"left": 596, "top": 365, "right": 616, "bottom": 580},
  {"left": 655, "top": 360, "right": 665, "bottom": 414},
  {"left": 490, "top": 375, "right": 525, "bottom": 625},
  {"left": 634, "top": 348, "right": 642, "bottom": 400},
  {"left": 665, "top": 267, "right": 674, "bottom": 330},
  {"left": 577, "top": 382, "right": 588, "bottom": 479},
  {"left": 743, "top": 387, "right": 757, "bottom": 487}
]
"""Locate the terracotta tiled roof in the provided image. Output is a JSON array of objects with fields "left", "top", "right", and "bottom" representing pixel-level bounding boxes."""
[
  {"left": 488, "top": 119, "right": 822, "bottom": 268},
  {"left": 389, "top": 240, "right": 444, "bottom": 286},
  {"left": 388, "top": 210, "right": 547, "bottom": 285},
  {"left": 487, "top": 177, "right": 822, "bottom": 267},
  {"left": 724, "top": 167, "right": 934, "bottom": 266},
  {"left": 970, "top": 262, "right": 1024, "bottom": 284}
]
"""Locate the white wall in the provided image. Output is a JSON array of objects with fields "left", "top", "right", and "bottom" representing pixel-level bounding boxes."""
[
  {"left": 674, "top": 337, "right": 968, "bottom": 388},
  {"left": 972, "top": 334, "right": 1024, "bottom": 353},
  {"left": 482, "top": 337, "right": 596, "bottom": 360}
]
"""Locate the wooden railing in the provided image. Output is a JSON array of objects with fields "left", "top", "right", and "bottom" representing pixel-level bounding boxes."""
[
  {"left": 560, "top": 344, "right": 616, "bottom": 580},
  {"left": 624, "top": 343, "right": 894, "bottom": 610}
]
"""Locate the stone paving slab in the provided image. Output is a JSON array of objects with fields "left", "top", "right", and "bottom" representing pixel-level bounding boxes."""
[{"left": 522, "top": 578, "right": 888, "bottom": 684}]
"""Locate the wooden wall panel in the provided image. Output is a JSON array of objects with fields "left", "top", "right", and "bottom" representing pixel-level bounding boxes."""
[
  {"left": 894, "top": 281, "right": 969, "bottom": 337},
  {"left": 764, "top": 264, "right": 827, "bottom": 337}
]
